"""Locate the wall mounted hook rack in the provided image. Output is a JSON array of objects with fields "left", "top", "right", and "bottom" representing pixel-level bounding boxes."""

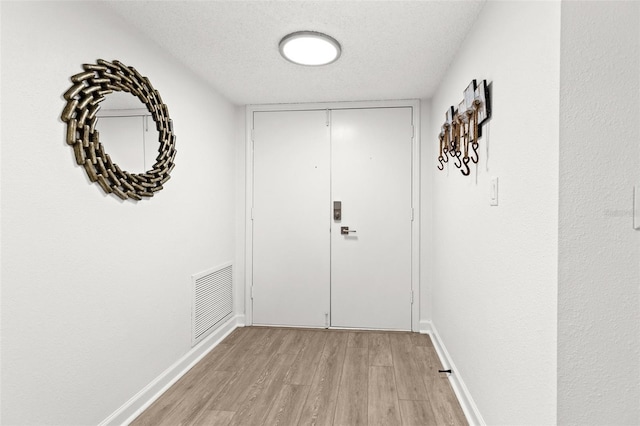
[{"left": 437, "top": 79, "right": 492, "bottom": 177}]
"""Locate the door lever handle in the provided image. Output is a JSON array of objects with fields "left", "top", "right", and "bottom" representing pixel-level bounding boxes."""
[{"left": 340, "top": 226, "right": 357, "bottom": 235}]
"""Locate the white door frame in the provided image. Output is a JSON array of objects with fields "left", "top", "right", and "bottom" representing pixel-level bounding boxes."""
[{"left": 244, "top": 99, "right": 421, "bottom": 332}]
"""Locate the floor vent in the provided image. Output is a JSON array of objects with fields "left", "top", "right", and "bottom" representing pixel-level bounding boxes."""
[{"left": 191, "top": 262, "right": 233, "bottom": 346}]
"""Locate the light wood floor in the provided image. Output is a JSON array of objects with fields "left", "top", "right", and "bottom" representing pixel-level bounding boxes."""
[{"left": 131, "top": 327, "right": 467, "bottom": 426}]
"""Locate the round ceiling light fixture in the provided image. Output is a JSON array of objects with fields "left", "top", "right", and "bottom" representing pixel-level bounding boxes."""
[{"left": 279, "top": 31, "right": 341, "bottom": 66}]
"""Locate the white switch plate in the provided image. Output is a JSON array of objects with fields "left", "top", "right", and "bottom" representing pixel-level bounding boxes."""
[
  {"left": 490, "top": 177, "right": 499, "bottom": 206},
  {"left": 634, "top": 186, "right": 640, "bottom": 230}
]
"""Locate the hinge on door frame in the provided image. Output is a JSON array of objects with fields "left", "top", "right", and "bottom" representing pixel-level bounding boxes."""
[
  {"left": 251, "top": 207, "right": 254, "bottom": 220},
  {"left": 410, "top": 290, "right": 414, "bottom": 304},
  {"left": 411, "top": 207, "right": 414, "bottom": 222},
  {"left": 326, "top": 109, "right": 330, "bottom": 127},
  {"left": 251, "top": 286, "right": 254, "bottom": 299}
]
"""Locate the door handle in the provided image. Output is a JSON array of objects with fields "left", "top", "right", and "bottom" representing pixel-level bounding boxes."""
[{"left": 340, "top": 226, "right": 357, "bottom": 235}]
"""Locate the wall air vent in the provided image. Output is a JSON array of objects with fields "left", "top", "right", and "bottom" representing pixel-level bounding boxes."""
[{"left": 191, "top": 262, "right": 233, "bottom": 346}]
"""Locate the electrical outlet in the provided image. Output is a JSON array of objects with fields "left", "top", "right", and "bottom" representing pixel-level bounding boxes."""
[{"left": 490, "top": 177, "right": 499, "bottom": 206}]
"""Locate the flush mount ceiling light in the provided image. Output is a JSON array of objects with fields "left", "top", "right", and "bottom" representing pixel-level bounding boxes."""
[{"left": 279, "top": 31, "right": 341, "bottom": 66}]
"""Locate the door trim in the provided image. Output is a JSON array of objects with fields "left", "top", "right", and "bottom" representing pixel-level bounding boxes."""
[{"left": 244, "top": 99, "right": 421, "bottom": 331}]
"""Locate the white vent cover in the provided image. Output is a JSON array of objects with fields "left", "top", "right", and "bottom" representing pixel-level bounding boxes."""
[{"left": 191, "top": 262, "right": 233, "bottom": 346}]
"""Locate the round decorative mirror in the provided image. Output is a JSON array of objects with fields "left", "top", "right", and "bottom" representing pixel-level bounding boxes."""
[
  {"left": 61, "top": 59, "right": 176, "bottom": 200},
  {"left": 95, "top": 91, "right": 160, "bottom": 174}
]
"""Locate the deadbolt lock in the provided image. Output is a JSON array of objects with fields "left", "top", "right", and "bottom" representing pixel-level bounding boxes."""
[{"left": 333, "top": 201, "right": 341, "bottom": 221}]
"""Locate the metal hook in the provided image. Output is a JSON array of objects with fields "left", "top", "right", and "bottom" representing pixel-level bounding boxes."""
[
  {"left": 453, "top": 151, "right": 462, "bottom": 168},
  {"left": 437, "top": 156, "right": 445, "bottom": 171},
  {"left": 461, "top": 157, "right": 471, "bottom": 176},
  {"left": 470, "top": 141, "right": 479, "bottom": 164}
]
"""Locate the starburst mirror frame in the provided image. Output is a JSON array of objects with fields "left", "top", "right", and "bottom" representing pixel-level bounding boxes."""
[{"left": 61, "top": 59, "right": 176, "bottom": 200}]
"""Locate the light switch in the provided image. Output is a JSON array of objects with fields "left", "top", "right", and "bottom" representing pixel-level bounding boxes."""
[{"left": 490, "top": 177, "right": 499, "bottom": 206}]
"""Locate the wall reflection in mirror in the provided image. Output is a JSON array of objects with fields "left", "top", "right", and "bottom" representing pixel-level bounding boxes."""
[{"left": 96, "top": 92, "right": 160, "bottom": 174}]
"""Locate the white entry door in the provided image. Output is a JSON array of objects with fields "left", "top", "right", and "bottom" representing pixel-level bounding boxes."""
[
  {"left": 251, "top": 107, "right": 413, "bottom": 330},
  {"left": 252, "top": 110, "right": 330, "bottom": 327},
  {"left": 330, "top": 108, "right": 413, "bottom": 330}
]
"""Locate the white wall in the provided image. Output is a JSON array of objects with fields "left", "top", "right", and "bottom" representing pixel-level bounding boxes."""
[
  {"left": 425, "top": 2, "right": 560, "bottom": 423},
  {"left": 558, "top": 2, "right": 640, "bottom": 424},
  {"left": 419, "top": 100, "right": 433, "bottom": 324},
  {"left": 1, "top": 2, "right": 237, "bottom": 424},
  {"left": 234, "top": 105, "right": 247, "bottom": 320}
]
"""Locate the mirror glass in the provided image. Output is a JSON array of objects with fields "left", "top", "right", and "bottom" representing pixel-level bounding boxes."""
[{"left": 95, "top": 91, "right": 159, "bottom": 174}]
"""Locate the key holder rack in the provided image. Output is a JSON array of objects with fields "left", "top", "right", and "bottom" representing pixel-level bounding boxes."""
[{"left": 437, "top": 79, "right": 491, "bottom": 176}]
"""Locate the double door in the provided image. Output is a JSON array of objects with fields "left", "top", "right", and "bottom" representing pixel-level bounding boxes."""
[{"left": 252, "top": 107, "right": 413, "bottom": 330}]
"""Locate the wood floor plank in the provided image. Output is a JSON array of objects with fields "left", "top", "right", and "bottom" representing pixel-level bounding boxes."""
[
  {"left": 187, "top": 343, "right": 234, "bottom": 376},
  {"left": 284, "top": 330, "right": 328, "bottom": 385},
  {"left": 410, "top": 332, "right": 432, "bottom": 347},
  {"left": 256, "top": 327, "right": 289, "bottom": 356},
  {"left": 188, "top": 410, "right": 235, "bottom": 426},
  {"left": 130, "top": 344, "right": 234, "bottom": 426},
  {"left": 425, "top": 375, "right": 468, "bottom": 426},
  {"left": 227, "top": 352, "right": 298, "bottom": 426},
  {"left": 414, "top": 345, "right": 467, "bottom": 425},
  {"left": 415, "top": 343, "right": 447, "bottom": 384},
  {"left": 388, "top": 332, "right": 429, "bottom": 400},
  {"left": 369, "top": 333, "right": 393, "bottom": 366},
  {"left": 368, "top": 366, "right": 402, "bottom": 426},
  {"left": 129, "top": 374, "right": 201, "bottom": 424},
  {"left": 298, "top": 332, "right": 348, "bottom": 426},
  {"left": 262, "top": 384, "right": 310, "bottom": 426},
  {"left": 276, "top": 328, "right": 308, "bottom": 354},
  {"left": 213, "top": 327, "right": 269, "bottom": 372},
  {"left": 333, "top": 347, "right": 368, "bottom": 426},
  {"left": 133, "top": 328, "right": 469, "bottom": 426},
  {"left": 148, "top": 370, "right": 234, "bottom": 426},
  {"left": 399, "top": 399, "right": 437, "bottom": 425},
  {"left": 414, "top": 345, "right": 442, "bottom": 387},
  {"left": 205, "top": 353, "right": 271, "bottom": 411},
  {"left": 347, "top": 331, "right": 369, "bottom": 349},
  {"left": 220, "top": 326, "right": 250, "bottom": 346}
]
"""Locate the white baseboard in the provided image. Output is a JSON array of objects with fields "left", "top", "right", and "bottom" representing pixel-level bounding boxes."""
[
  {"left": 419, "top": 319, "right": 433, "bottom": 334},
  {"left": 235, "top": 314, "right": 246, "bottom": 326},
  {"left": 419, "top": 320, "right": 485, "bottom": 426},
  {"left": 99, "top": 314, "right": 245, "bottom": 426}
]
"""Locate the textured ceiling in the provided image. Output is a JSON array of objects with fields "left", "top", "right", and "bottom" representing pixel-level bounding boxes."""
[{"left": 104, "top": 1, "right": 485, "bottom": 105}]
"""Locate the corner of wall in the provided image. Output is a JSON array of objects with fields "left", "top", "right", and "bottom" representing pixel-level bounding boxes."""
[
  {"left": 99, "top": 316, "right": 243, "bottom": 426},
  {"left": 419, "top": 97, "right": 434, "bottom": 324},
  {"left": 425, "top": 2, "right": 560, "bottom": 424},
  {"left": 234, "top": 105, "right": 247, "bottom": 318},
  {"left": 558, "top": 2, "right": 640, "bottom": 423},
  {"left": 426, "top": 323, "right": 486, "bottom": 426},
  {"left": 1, "top": 2, "right": 239, "bottom": 424}
]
